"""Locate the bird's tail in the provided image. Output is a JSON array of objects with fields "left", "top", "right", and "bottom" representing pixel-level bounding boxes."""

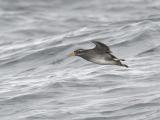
[
  {"left": 116, "top": 61, "right": 128, "bottom": 68},
  {"left": 121, "top": 64, "right": 128, "bottom": 68}
]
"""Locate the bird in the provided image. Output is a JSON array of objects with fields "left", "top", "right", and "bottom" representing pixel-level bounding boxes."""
[{"left": 69, "top": 41, "right": 128, "bottom": 68}]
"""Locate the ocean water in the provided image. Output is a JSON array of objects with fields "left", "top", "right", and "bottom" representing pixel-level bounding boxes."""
[{"left": 1, "top": 0, "right": 160, "bottom": 120}]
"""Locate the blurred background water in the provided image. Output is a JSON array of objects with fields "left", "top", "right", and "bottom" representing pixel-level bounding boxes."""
[{"left": 1, "top": 0, "right": 160, "bottom": 120}]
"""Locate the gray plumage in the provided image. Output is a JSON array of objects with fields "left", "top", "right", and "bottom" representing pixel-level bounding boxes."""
[{"left": 72, "top": 41, "right": 128, "bottom": 68}]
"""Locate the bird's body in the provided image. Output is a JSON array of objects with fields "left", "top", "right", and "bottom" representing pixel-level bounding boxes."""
[
  {"left": 79, "top": 49, "right": 116, "bottom": 65},
  {"left": 69, "top": 41, "right": 128, "bottom": 68}
]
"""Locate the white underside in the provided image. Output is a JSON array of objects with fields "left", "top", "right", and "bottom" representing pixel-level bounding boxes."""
[{"left": 89, "top": 57, "right": 116, "bottom": 65}]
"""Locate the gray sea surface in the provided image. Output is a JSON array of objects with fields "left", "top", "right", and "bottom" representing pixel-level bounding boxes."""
[{"left": 1, "top": 0, "right": 160, "bottom": 120}]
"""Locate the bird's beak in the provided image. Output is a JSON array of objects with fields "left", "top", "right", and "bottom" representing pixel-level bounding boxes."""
[{"left": 68, "top": 51, "right": 76, "bottom": 57}]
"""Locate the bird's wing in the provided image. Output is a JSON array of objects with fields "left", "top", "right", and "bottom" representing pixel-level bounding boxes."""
[
  {"left": 108, "top": 53, "right": 118, "bottom": 59},
  {"left": 108, "top": 53, "right": 125, "bottom": 61},
  {"left": 91, "top": 41, "right": 112, "bottom": 53}
]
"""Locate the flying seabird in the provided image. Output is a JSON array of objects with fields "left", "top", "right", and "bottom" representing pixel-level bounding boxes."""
[{"left": 69, "top": 41, "right": 128, "bottom": 68}]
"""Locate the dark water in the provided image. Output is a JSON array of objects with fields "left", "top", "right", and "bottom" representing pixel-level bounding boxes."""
[{"left": 1, "top": 0, "right": 160, "bottom": 120}]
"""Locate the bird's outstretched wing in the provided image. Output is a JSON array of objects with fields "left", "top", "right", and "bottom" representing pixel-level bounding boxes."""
[
  {"left": 109, "top": 53, "right": 125, "bottom": 61},
  {"left": 91, "top": 41, "right": 112, "bottom": 53}
]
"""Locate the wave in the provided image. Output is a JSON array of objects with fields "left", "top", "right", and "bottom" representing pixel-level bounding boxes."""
[
  {"left": 1, "top": 20, "right": 160, "bottom": 67},
  {"left": 111, "top": 21, "right": 160, "bottom": 58},
  {"left": 0, "top": 27, "right": 95, "bottom": 66},
  {"left": 136, "top": 45, "right": 160, "bottom": 57}
]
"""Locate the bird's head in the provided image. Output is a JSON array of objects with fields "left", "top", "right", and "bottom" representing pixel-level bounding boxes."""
[{"left": 69, "top": 49, "right": 85, "bottom": 57}]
